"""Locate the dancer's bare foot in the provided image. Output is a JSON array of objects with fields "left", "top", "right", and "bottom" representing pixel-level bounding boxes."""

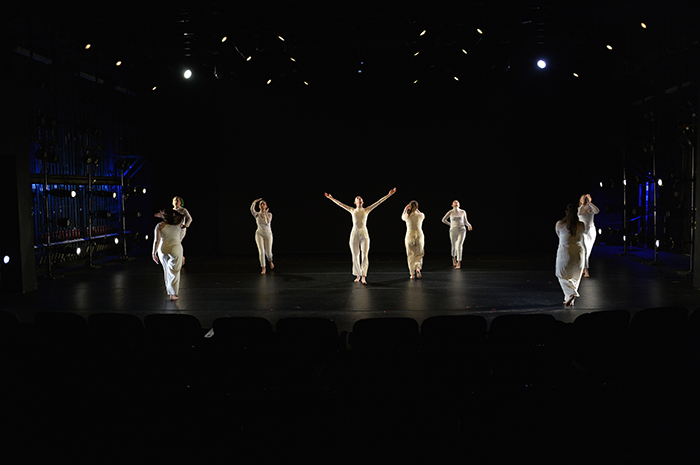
[
  {"left": 354, "top": 276, "right": 361, "bottom": 283},
  {"left": 410, "top": 274, "right": 415, "bottom": 279},
  {"left": 455, "top": 261, "right": 461, "bottom": 269},
  {"left": 360, "top": 276, "right": 367, "bottom": 285},
  {"left": 583, "top": 269, "right": 590, "bottom": 278},
  {"left": 261, "top": 267, "right": 266, "bottom": 275},
  {"left": 269, "top": 262, "right": 274, "bottom": 270},
  {"left": 416, "top": 269, "right": 422, "bottom": 278},
  {"left": 452, "top": 257, "right": 457, "bottom": 268},
  {"left": 170, "top": 295, "right": 179, "bottom": 301},
  {"left": 182, "top": 256, "right": 185, "bottom": 266},
  {"left": 565, "top": 295, "right": 575, "bottom": 307}
]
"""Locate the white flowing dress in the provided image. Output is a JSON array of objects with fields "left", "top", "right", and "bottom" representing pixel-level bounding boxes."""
[
  {"left": 555, "top": 221, "right": 585, "bottom": 302},
  {"left": 251, "top": 201, "right": 273, "bottom": 268},
  {"left": 441, "top": 208, "right": 471, "bottom": 262},
  {"left": 402, "top": 210, "right": 425, "bottom": 275},
  {"left": 155, "top": 223, "right": 183, "bottom": 296},
  {"left": 577, "top": 203, "right": 599, "bottom": 270}
]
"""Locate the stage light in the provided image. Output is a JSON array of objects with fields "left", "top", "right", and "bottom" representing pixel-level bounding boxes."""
[
  {"left": 573, "top": 73, "right": 579, "bottom": 78},
  {"left": 290, "top": 57, "right": 296, "bottom": 62},
  {"left": 3, "top": 255, "right": 9, "bottom": 265},
  {"left": 641, "top": 22, "right": 647, "bottom": 29},
  {"left": 623, "top": 179, "right": 627, "bottom": 186},
  {"left": 655, "top": 240, "right": 660, "bottom": 248},
  {"left": 420, "top": 30, "right": 427, "bottom": 36},
  {"left": 56, "top": 218, "right": 72, "bottom": 228},
  {"left": 142, "top": 188, "right": 147, "bottom": 194},
  {"left": 278, "top": 35, "right": 285, "bottom": 41},
  {"left": 598, "top": 228, "right": 603, "bottom": 235},
  {"left": 304, "top": 81, "right": 309, "bottom": 85},
  {"left": 476, "top": 28, "right": 483, "bottom": 34},
  {"left": 92, "top": 190, "right": 116, "bottom": 199},
  {"left": 116, "top": 61, "right": 122, "bottom": 66},
  {"left": 462, "top": 49, "right": 468, "bottom": 54},
  {"left": 267, "top": 79, "right": 272, "bottom": 84},
  {"left": 114, "top": 238, "right": 119, "bottom": 245},
  {"left": 453, "top": 76, "right": 459, "bottom": 81},
  {"left": 537, "top": 60, "right": 547, "bottom": 69},
  {"left": 606, "top": 45, "right": 613, "bottom": 50},
  {"left": 413, "top": 80, "right": 419, "bottom": 84},
  {"left": 85, "top": 44, "right": 91, "bottom": 50},
  {"left": 599, "top": 182, "right": 603, "bottom": 188},
  {"left": 413, "top": 51, "right": 420, "bottom": 56},
  {"left": 658, "top": 179, "right": 663, "bottom": 186},
  {"left": 76, "top": 247, "right": 82, "bottom": 255},
  {"left": 145, "top": 234, "right": 149, "bottom": 241},
  {"left": 152, "top": 86, "right": 157, "bottom": 91},
  {"left": 50, "top": 189, "right": 77, "bottom": 198},
  {"left": 221, "top": 36, "right": 227, "bottom": 42},
  {"left": 184, "top": 69, "right": 192, "bottom": 79},
  {"left": 246, "top": 56, "right": 252, "bottom": 61}
]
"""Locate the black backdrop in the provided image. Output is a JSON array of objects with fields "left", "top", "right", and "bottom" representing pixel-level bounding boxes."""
[{"left": 145, "top": 72, "right": 617, "bottom": 258}]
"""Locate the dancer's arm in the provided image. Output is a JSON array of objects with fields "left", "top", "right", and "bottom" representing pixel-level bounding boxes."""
[
  {"left": 181, "top": 207, "right": 192, "bottom": 228},
  {"left": 152, "top": 222, "right": 163, "bottom": 264},
  {"left": 588, "top": 203, "right": 600, "bottom": 214},
  {"left": 463, "top": 211, "right": 473, "bottom": 231},
  {"left": 325, "top": 193, "right": 354, "bottom": 213},
  {"left": 365, "top": 187, "right": 397, "bottom": 213},
  {"left": 441, "top": 211, "right": 452, "bottom": 226},
  {"left": 251, "top": 198, "right": 261, "bottom": 217},
  {"left": 401, "top": 204, "right": 411, "bottom": 222}
]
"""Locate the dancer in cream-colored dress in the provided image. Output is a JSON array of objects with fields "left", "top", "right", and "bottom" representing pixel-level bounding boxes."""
[
  {"left": 577, "top": 194, "right": 600, "bottom": 278},
  {"left": 152, "top": 208, "right": 185, "bottom": 301},
  {"left": 172, "top": 196, "right": 192, "bottom": 241},
  {"left": 251, "top": 198, "right": 274, "bottom": 274},
  {"left": 402, "top": 200, "right": 425, "bottom": 279},
  {"left": 325, "top": 188, "right": 397, "bottom": 284},
  {"left": 555, "top": 203, "right": 586, "bottom": 307},
  {"left": 441, "top": 200, "right": 473, "bottom": 269}
]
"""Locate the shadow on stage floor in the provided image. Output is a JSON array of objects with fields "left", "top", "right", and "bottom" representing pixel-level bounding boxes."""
[{"left": 3, "top": 244, "right": 699, "bottom": 332}]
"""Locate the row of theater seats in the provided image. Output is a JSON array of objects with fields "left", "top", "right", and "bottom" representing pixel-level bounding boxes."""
[
  {"left": 1, "top": 307, "right": 700, "bottom": 464},
  {"left": 1, "top": 306, "right": 699, "bottom": 390}
]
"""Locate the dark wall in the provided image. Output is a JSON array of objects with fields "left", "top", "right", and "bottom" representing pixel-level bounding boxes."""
[{"left": 146, "top": 73, "right": 616, "bottom": 258}]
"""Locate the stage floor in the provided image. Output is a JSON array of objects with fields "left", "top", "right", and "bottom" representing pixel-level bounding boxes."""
[{"left": 3, "top": 244, "right": 699, "bottom": 332}]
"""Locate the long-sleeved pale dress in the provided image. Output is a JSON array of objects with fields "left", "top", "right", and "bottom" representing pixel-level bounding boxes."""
[
  {"left": 153, "top": 223, "right": 184, "bottom": 296},
  {"left": 577, "top": 203, "right": 599, "bottom": 270},
  {"left": 441, "top": 208, "right": 472, "bottom": 262},
  {"left": 555, "top": 221, "right": 585, "bottom": 302},
  {"left": 402, "top": 210, "right": 425, "bottom": 275},
  {"left": 251, "top": 201, "right": 273, "bottom": 268}
]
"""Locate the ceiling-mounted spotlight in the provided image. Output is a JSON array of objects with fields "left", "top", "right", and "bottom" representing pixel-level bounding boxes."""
[
  {"left": 184, "top": 69, "right": 192, "bottom": 79},
  {"left": 84, "top": 44, "right": 91, "bottom": 50},
  {"left": 537, "top": 60, "right": 547, "bottom": 69},
  {"left": 221, "top": 36, "right": 227, "bottom": 42},
  {"left": 420, "top": 30, "right": 427, "bottom": 36},
  {"left": 606, "top": 45, "right": 613, "bottom": 50},
  {"left": 116, "top": 61, "right": 122, "bottom": 66}
]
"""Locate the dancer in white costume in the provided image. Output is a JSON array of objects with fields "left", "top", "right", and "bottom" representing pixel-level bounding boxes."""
[
  {"left": 152, "top": 208, "right": 185, "bottom": 301},
  {"left": 555, "top": 203, "right": 586, "bottom": 307},
  {"left": 577, "top": 194, "right": 599, "bottom": 278},
  {"left": 251, "top": 198, "right": 274, "bottom": 275},
  {"left": 172, "top": 196, "right": 193, "bottom": 241},
  {"left": 441, "top": 200, "right": 473, "bottom": 269},
  {"left": 402, "top": 200, "right": 425, "bottom": 279},
  {"left": 325, "top": 188, "right": 397, "bottom": 284}
]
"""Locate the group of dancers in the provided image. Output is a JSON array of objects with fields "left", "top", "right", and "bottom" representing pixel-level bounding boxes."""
[
  {"left": 151, "top": 191, "right": 598, "bottom": 306},
  {"left": 151, "top": 190, "right": 474, "bottom": 299},
  {"left": 555, "top": 194, "right": 600, "bottom": 307}
]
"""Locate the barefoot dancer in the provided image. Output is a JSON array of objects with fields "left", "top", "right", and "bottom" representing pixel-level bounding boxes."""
[
  {"left": 441, "top": 200, "right": 473, "bottom": 269},
  {"left": 152, "top": 208, "right": 185, "bottom": 301},
  {"left": 251, "top": 198, "right": 274, "bottom": 275},
  {"left": 325, "top": 188, "right": 397, "bottom": 284},
  {"left": 402, "top": 200, "right": 425, "bottom": 279},
  {"left": 556, "top": 203, "right": 585, "bottom": 307},
  {"left": 577, "top": 194, "right": 599, "bottom": 278}
]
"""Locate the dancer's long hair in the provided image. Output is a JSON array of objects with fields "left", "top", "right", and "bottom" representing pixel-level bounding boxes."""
[
  {"left": 156, "top": 207, "right": 185, "bottom": 226},
  {"left": 407, "top": 200, "right": 419, "bottom": 216},
  {"left": 564, "top": 203, "right": 581, "bottom": 236}
]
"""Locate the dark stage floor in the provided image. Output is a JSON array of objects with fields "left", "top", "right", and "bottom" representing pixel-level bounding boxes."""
[{"left": 4, "top": 244, "right": 699, "bottom": 331}]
